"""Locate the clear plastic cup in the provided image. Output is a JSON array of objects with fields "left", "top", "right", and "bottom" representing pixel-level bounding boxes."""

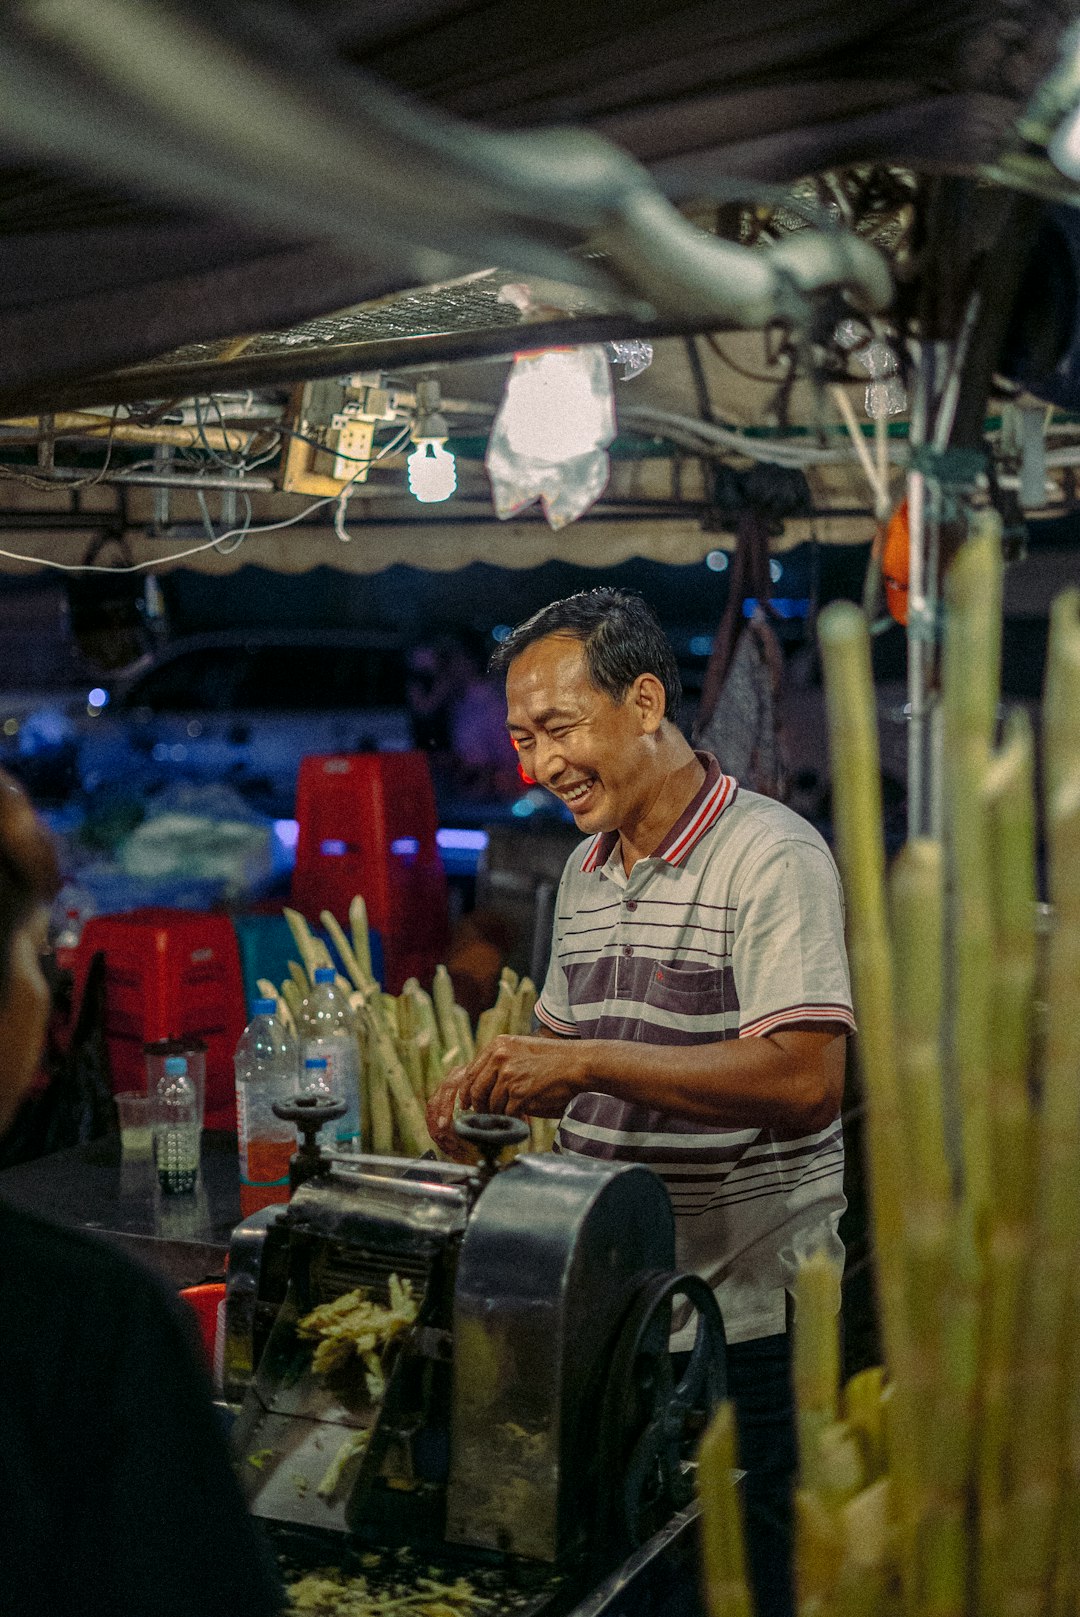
[{"left": 114, "top": 1091, "right": 155, "bottom": 1160}]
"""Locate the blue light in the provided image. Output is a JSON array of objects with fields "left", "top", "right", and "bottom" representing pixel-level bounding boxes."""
[
  {"left": 320, "top": 838, "right": 349, "bottom": 857},
  {"left": 491, "top": 624, "right": 512, "bottom": 643},
  {"left": 511, "top": 797, "right": 535, "bottom": 818},
  {"left": 742, "top": 597, "right": 811, "bottom": 620},
  {"left": 689, "top": 635, "right": 713, "bottom": 657},
  {"left": 273, "top": 818, "right": 299, "bottom": 850},
  {"left": 88, "top": 687, "right": 109, "bottom": 708},
  {"left": 390, "top": 836, "right": 420, "bottom": 856},
  {"left": 705, "top": 550, "right": 729, "bottom": 573},
  {"left": 436, "top": 829, "right": 489, "bottom": 852}
]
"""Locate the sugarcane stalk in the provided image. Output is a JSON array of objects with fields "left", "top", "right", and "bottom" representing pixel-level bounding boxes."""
[
  {"left": 844, "top": 1367, "right": 886, "bottom": 1484},
  {"left": 697, "top": 1402, "right": 753, "bottom": 1617},
  {"left": 256, "top": 978, "right": 296, "bottom": 1035},
  {"left": 794, "top": 1253, "right": 841, "bottom": 1492},
  {"left": 1003, "top": 763, "right": 1080, "bottom": 1614},
  {"left": 977, "top": 715, "right": 1038, "bottom": 1615},
  {"left": 366, "top": 1016, "right": 437, "bottom": 1157},
  {"left": 348, "top": 895, "right": 374, "bottom": 984},
  {"left": 417, "top": 1032, "right": 443, "bottom": 1102},
  {"left": 513, "top": 977, "right": 538, "bottom": 1035},
  {"left": 406, "top": 983, "right": 442, "bottom": 1056},
  {"left": 287, "top": 959, "right": 309, "bottom": 995},
  {"left": 281, "top": 978, "right": 303, "bottom": 1029},
  {"left": 499, "top": 965, "right": 520, "bottom": 995},
  {"left": 452, "top": 1003, "right": 475, "bottom": 1063},
  {"left": 940, "top": 518, "right": 1002, "bottom": 1230},
  {"left": 400, "top": 1037, "right": 426, "bottom": 1106},
  {"left": 440, "top": 1044, "right": 462, "bottom": 1077},
  {"left": 817, "top": 601, "right": 921, "bottom": 1556},
  {"left": 432, "top": 964, "right": 458, "bottom": 1051},
  {"left": 475, "top": 1008, "right": 498, "bottom": 1054},
  {"left": 889, "top": 836, "right": 972, "bottom": 1617},
  {"left": 367, "top": 1038, "right": 394, "bottom": 1155},
  {"left": 283, "top": 906, "right": 321, "bottom": 986},
  {"left": 1042, "top": 587, "right": 1080, "bottom": 812},
  {"left": 320, "top": 909, "right": 369, "bottom": 990}
]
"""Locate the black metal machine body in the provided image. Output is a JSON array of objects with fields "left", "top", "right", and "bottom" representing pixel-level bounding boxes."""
[{"left": 224, "top": 1119, "right": 725, "bottom": 1572}]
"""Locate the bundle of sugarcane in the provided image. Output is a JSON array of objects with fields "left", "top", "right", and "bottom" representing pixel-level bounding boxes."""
[
  {"left": 256, "top": 895, "right": 556, "bottom": 1159},
  {"left": 697, "top": 513, "right": 1080, "bottom": 1617}
]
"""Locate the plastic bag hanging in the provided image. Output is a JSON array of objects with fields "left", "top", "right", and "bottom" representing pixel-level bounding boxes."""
[{"left": 485, "top": 346, "right": 616, "bottom": 530}]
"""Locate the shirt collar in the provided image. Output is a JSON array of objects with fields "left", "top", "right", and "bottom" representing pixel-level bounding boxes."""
[{"left": 580, "top": 752, "right": 738, "bottom": 874}]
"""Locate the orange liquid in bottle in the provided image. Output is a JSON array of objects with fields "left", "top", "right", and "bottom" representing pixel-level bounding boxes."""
[{"left": 239, "top": 1138, "right": 293, "bottom": 1217}]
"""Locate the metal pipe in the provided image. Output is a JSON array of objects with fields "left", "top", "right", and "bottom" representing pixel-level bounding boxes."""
[
  {"left": 20, "top": 467, "right": 274, "bottom": 492},
  {"left": 906, "top": 342, "right": 931, "bottom": 839}
]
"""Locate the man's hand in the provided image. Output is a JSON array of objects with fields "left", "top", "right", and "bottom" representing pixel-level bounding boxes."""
[{"left": 425, "top": 1035, "right": 584, "bottom": 1157}]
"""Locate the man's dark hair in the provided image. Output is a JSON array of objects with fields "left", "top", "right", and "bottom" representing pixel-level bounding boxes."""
[{"left": 490, "top": 589, "right": 682, "bottom": 724}]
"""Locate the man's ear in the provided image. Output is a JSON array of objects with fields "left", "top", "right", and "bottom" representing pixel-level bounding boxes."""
[{"left": 632, "top": 672, "right": 667, "bottom": 734}]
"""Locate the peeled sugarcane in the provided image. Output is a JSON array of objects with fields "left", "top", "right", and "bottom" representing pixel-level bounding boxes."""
[
  {"left": 1001, "top": 592, "right": 1080, "bottom": 1617},
  {"left": 977, "top": 715, "right": 1038, "bottom": 1616},
  {"left": 698, "top": 1402, "right": 753, "bottom": 1617},
  {"left": 452, "top": 1003, "right": 475, "bottom": 1063},
  {"left": 417, "top": 1033, "right": 443, "bottom": 1102},
  {"left": 513, "top": 977, "right": 538, "bottom": 1034},
  {"left": 281, "top": 978, "right": 304, "bottom": 1027},
  {"left": 404, "top": 981, "right": 442, "bottom": 1057},
  {"left": 817, "top": 600, "right": 922, "bottom": 1548},
  {"left": 362, "top": 1010, "right": 437, "bottom": 1157},
  {"left": 287, "top": 959, "right": 309, "bottom": 995},
  {"left": 796, "top": 541, "right": 1080, "bottom": 1617},
  {"left": 891, "top": 838, "right": 976, "bottom": 1617},
  {"left": 320, "top": 909, "right": 372, "bottom": 993},
  {"left": 940, "top": 523, "right": 1002, "bottom": 1228},
  {"left": 366, "top": 1038, "right": 395, "bottom": 1156},
  {"left": 432, "top": 964, "right": 459, "bottom": 1051},
  {"left": 399, "top": 1037, "right": 426, "bottom": 1107},
  {"left": 283, "top": 906, "right": 322, "bottom": 986},
  {"left": 348, "top": 895, "right": 374, "bottom": 985},
  {"left": 257, "top": 977, "right": 296, "bottom": 1035}
]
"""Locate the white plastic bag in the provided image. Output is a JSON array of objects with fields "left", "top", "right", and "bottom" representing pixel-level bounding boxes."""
[{"left": 485, "top": 346, "right": 616, "bottom": 530}]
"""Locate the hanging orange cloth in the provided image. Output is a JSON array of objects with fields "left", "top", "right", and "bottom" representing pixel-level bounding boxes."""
[{"left": 881, "top": 499, "right": 910, "bottom": 625}]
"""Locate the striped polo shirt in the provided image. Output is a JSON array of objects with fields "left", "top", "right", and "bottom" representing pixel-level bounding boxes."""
[{"left": 536, "top": 753, "right": 854, "bottom": 1346}]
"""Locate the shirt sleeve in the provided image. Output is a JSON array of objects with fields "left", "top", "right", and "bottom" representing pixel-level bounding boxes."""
[
  {"left": 732, "top": 835, "right": 855, "bottom": 1038},
  {"left": 535, "top": 861, "right": 580, "bottom": 1037}
]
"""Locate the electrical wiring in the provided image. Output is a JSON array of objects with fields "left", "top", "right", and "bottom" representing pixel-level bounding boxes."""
[
  {"left": 0, "top": 405, "right": 123, "bottom": 491},
  {"left": 0, "top": 420, "right": 417, "bottom": 573}
]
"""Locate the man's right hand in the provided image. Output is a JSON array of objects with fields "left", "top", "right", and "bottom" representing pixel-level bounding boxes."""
[{"left": 426, "top": 1071, "right": 473, "bottom": 1161}]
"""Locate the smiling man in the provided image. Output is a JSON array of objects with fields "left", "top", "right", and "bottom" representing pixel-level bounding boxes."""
[{"left": 427, "top": 588, "right": 853, "bottom": 1617}]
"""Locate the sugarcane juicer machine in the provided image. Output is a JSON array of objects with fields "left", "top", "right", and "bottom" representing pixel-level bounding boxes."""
[{"left": 224, "top": 1104, "right": 725, "bottom": 1566}]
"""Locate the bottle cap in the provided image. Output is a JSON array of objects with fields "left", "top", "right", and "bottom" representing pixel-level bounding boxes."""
[
  {"left": 164, "top": 1055, "right": 188, "bottom": 1076},
  {"left": 252, "top": 998, "right": 277, "bottom": 1016},
  {"left": 313, "top": 967, "right": 336, "bottom": 984},
  {"left": 304, "top": 1056, "right": 329, "bottom": 1070}
]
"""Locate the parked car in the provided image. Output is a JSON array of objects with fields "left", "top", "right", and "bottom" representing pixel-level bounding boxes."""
[{"left": 76, "top": 629, "right": 414, "bottom": 817}]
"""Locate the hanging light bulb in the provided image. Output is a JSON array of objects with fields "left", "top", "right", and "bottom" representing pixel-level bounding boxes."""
[
  {"left": 408, "top": 439, "right": 457, "bottom": 502},
  {"left": 407, "top": 379, "right": 456, "bottom": 503}
]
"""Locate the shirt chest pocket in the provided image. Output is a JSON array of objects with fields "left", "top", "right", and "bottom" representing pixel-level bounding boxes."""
[{"left": 644, "top": 961, "right": 731, "bottom": 1022}]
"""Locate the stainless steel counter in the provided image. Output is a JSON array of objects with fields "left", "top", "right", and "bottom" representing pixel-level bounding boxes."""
[{"left": 0, "top": 1130, "right": 241, "bottom": 1287}]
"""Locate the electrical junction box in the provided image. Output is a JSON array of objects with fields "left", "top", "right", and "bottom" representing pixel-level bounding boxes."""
[{"left": 281, "top": 376, "right": 400, "bottom": 496}]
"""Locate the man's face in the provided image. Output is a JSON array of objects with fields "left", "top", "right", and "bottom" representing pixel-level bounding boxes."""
[{"left": 505, "top": 634, "right": 659, "bottom": 834}]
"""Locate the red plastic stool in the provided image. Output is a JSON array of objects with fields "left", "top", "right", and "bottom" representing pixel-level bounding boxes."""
[
  {"left": 68, "top": 909, "right": 246, "bottom": 1130},
  {"left": 291, "top": 751, "right": 449, "bottom": 992}
]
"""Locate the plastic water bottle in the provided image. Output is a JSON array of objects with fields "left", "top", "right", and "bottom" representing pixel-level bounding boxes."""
[
  {"left": 156, "top": 1054, "right": 199, "bottom": 1195},
  {"left": 299, "top": 967, "right": 362, "bottom": 1150},
  {"left": 234, "top": 998, "right": 299, "bottom": 1217}
]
